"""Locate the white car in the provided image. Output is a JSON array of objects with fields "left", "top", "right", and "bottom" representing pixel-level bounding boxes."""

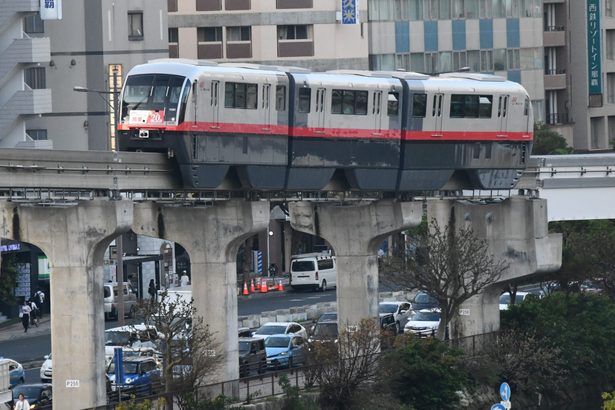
[
  {"left": 499, "top": 291, "right": 540, "bottom": 310},
  {"left": 252, "top": 322, "right": 308, "bottom": 340},
  {"left": 40, "top": 353, "right": 52, "bottom": 383},
  {"left": 104, "top": 324, "right": 161, "bottom": 363},
  {"left": 379, "top": 301, "right": 412, "bottom": 334},
  {"left": 404, "top": 309, "right": 441, "bottom": 337}
]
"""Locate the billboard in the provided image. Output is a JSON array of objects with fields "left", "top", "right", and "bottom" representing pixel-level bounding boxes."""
[
  {"left": 587, "top": 0, "right": 602, "bottom": 96},
  {"left": 40, "top": 0, "right": 62, "bottom": 20}
]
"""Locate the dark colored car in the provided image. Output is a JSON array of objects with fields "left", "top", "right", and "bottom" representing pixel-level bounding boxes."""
[
  {"left": 12, "top": 383, "right": 52, "bottom": 409},
  {"left": 107, "top": 356, "right": 161, "bottom": 395},
  {"left": 238, "top": 337, "right": 266, "bottom": 377},
  {"left": 411, "top": 292, "right": 439, "bottom": 311},
  {"left": 379, "top": 313, "right": 397, "bottom": 350},
  {"left": 308, "top": 321, "right": 338, "bottom": 345}
]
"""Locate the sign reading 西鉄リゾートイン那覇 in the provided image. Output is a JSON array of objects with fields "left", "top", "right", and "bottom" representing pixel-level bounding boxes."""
[
  {"left": 341, "top": 0, "right": 359, "bottom": 25},
  {"left": 40, "top": 0, "right": 62, "bottom": 20},
  {"left": 587, "top": 0, "right": 601, "bottom": 95}
]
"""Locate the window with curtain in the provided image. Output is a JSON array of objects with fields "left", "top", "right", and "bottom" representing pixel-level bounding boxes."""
[
  {"left": 128, "top": 11, "right": 143, "bottom": 40},
  {"left": 226, "top": 26, "right": 251, "bottom": 42},
  {"left": 493, "top": 49, "right": 506, "bottom": 70}
]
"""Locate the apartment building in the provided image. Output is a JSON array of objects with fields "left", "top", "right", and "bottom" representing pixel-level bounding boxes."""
[
  {"left": 367, "top": 0, "right": 545, "bottom": 123},
  {"left": 24, "top": 0, "right": 168, "bottom": 151},
  {"left": 0, "top": 1, "right": 52, "bottom": 149},
  {"left": 167, "top": 0, "right": 369, "bottom": 70}
]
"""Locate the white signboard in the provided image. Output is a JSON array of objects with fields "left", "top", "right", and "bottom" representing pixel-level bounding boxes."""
[
  {"left": 40, "top": 0, "right": 63, "bottom": 20},
  {"left": 65, "top": 379, "right": 80, "bottom": 388}
]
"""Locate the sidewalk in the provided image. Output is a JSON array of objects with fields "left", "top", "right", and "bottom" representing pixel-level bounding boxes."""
[{"left": 0, "top": 316, "right": 50, "bottom": 343}]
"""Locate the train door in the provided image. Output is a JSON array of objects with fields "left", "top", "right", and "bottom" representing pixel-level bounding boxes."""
[
  {"left": 210, "top": 80, "right": 220, "bottom": 128},
  {"left": 497, "top": 94, "right": 509, "bottom": 135},
  {"left": 373, "top": 90, "right": 383, "bottom": 133},
  {"left": 316, "top": 88, "right": 326, "bottom": 130},
  {"left": 432, "top": 93, "right": 444, "bottom": 137},
  {"left": 262, "top": 83, "right": 271, "bottom": 131}
]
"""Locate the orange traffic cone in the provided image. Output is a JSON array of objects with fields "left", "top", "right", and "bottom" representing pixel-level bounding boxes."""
[
  {"left": 277, "top": 280, "right": 284, "bottom": 292},
  {"left": 243, "top": 282, "right": 249, "bottom": 296},
  {"left": 250, "top": 279, "right": 256, "bottom": 293},
  {"left": 260, "top": 278, "right": 268, "bottom": 293}
]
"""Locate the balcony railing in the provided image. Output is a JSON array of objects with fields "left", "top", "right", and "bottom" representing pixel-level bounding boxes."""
[
  {"left": 545, "top": 68, "right": 566, "bottom": 75},
  {"left": 546, "top": 113, "right": 569, "bottom": 125},
  {"left": 545, "top": 25, "right": 565, "bottom": 32}
]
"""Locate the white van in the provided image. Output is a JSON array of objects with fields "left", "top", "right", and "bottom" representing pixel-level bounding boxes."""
[
  {"left": 289, "top": 252, "right": 336, "bottom": 291},
  {"left": 103, "top": 282, "right": 137, "bottom": 320}
]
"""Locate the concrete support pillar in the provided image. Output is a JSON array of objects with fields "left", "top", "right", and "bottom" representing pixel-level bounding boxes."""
[
  {"left": 133, "top": 200, "right": 269, "bottom": 383},
  {"left": 426, "top": 197, "right": 562, "bottom": 338},
  {"left": 289, "top": 201, "right": 422, "bottom": 328},
  {"left": 0, "top": 200, "right": 133, "bottom": 410}
]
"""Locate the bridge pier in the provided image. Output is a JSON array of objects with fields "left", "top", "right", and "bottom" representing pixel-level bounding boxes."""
[
  {"left": 133, "top": 200, "right": 269, "bottom": 384},
  {"left": 426, "top": 197, "right": 562, "bottom": 338},
  {"left": 0, "top": 200, "right": 132, "bottom": 410},
  {"left": 289, "top": 200, "right": 422, "bottom": 329}
]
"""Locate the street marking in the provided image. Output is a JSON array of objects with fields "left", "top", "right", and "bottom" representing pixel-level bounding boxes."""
[
  {"left": 289, "top": 299, "right": 303, "bottom": 302},
  {"left": 307, "top": 296, "right": 323, "bottom": 299}
]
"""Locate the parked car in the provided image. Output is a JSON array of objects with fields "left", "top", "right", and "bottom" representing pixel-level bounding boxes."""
[
  {"left": 11, "top": 383, "right": 52, "bottom": 408},
  {"left": 104, "top": 282, "right": 138, "bottom": 320},
  {"left": 316, "top": 312, "right": 337, "bottom": 323},
  {"left": 308, "top": 321, "right": 338, "bottom": 345},
  {"left": 404, "top": 309, "right": 441, "bottom": 337},
  {"left": 379, "top": 301, "right": 412, "bottom": 334},
  {"left": 499, "top": 291, "right": 542, "bottom": 310},
  {"left": 40, "top": 354, "right": 52, "bottom": 383},
  {"left": 0, "top": 358, "right": 24, "bottom": 388},
  {"left": 411, "top": 292, "right": 439, "bottom": 311},
  {"left": 379, "top": 313, "right": 397, "bottom": 349},
  {"left": 252, "top": 322, "right": 308, "bottom": 340},
  {"left": 265, "top": 334, "right": 308, "bottom": 369},
  {"left": 107, "top": 356, "right": 161, "bottom": 395},
  {"left": 238, "top": 337, "right": 266, "bottom": 377}
]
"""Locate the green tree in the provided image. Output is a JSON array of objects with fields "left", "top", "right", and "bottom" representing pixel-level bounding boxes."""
[
  {"left": 501, "top": 292, "right": 615, "bottom": 393},
  {"left": 532, "top": 122, "right": 572, "bottom": 155},
  {"left": 0, "top": 254, "right": 18, "bottom": 304},
  {"left": 379, "top": 336, "right": 465, "bottom": 410}
]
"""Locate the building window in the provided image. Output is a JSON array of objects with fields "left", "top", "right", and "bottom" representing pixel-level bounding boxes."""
[
  {"left": 128, "top": 11, "right": 143, "bottom": 40},
  {"left": 25, "top": 67, "right": 46, "bottom": 89},
  {"left": 24, "top": 14, "right": 44, "bottom": 34},
  {"left": 278, "top": 25, "right": 311, "bottom": 40},
  {"left": 453, "top": 51, "right": 467, "bottom": 70},
  {"left": 331, "top": 90, "right": 368, "bottom": 115},
  {"left": 224, "top": 82, "right": 257, "bottom": 109},
  {"left": 507, "top": 49, "right": 520, "bottom": 69},
  {"left": 196, "top": 0, "right": 222, "bottom": 11},
  {"left": 480, "top": 50, "right": 493, "bottom": 71},
  {"left": 276, "top": 0, "right": 312, "bottom": 9},
  {"left": 494, "top": 49, "right": 506, "bottom": 70},
  {"left": 168, "top": 28, "right": 178, "bottom": 58},
  {"left": 479, "top": 0, "right": 492, "bottom": 18},
  {"left": 226, "top": 26, "right": 251, "bottom": 42},
  {"left": 225, "top": 0, "right": 251, "bottom": 10},
  {"left": 167, "top": 0, "right": 178, "bottom": 12},
  {"left": 607, "top": 0, "right": 614, "bottom": 17},
  {"left": 395, "top": 54, "right": 410, "bottom": 70},
  {"left": 198, "top": 27, "right": 222, "bottom": 42},
  {"left": 26, "top": 129, "right": 47, "bottom": 140}
]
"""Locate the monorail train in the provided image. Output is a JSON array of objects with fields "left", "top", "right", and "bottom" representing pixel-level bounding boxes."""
[{"left": 117, "top": 59, "right": 533, "bottom": 192}]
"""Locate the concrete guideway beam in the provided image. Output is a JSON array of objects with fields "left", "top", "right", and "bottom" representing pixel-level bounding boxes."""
[
  {"left": 0, "top": 200, "right": 133, "bottom": 410},
  {"left": 133, "top": 200, "right": 269, "bottom": 383},
  {"left": 426, "top": 197, "right": 562, "bottom": 338},
  {"left": 289, "top": 200, "right": 422, "bottom": 329}
]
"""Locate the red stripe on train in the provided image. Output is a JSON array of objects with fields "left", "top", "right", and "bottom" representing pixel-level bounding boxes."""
[{"left": 118, "top": 122, "right": 533, "bottom": 142}]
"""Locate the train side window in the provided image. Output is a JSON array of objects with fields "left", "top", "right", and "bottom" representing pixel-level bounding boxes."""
[
  {"left": 276, "top": 85, "right": 286, "bottom": 111},
  {"left": 387, "top": 92, "right": 399, "bottom": 116},
  {"left": 357, "top": 91, "right": 368, "bottom": 115},
  {"left": 432, "top": 95, "right": 437, "bottom": 117},
  {"left": 412, "top": 93, "right": 427, "bottom": 117},
  {"left": 262, "top": 84, "right": 270, "bottom": 109},
  {"left": 450, "top": 95, "right": 464, "bottom": 118},
  {"left": 332, "top": 90, "right": 342, "bottom": 114},
  {"left": 478, "top": 96, "right": 492, "bottom": 118},
  {"left": 224, "top": 82, "right": 258, "bottom": 109},
  {"left": 523, "top": 97, "right": 529, "bottom": 116},
  {"left": 298, "top": 87, "right": 311, "bottom": 113},
  {"left": 502, "top": 96, "right": 508, "bottom": 117}
]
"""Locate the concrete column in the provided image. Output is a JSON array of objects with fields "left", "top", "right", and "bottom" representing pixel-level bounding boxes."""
[
  {"left": 0, "top": 200, "right": 133, "bottom": 410},
  {"left": 426, "top": 197, "right": 562, "bottom": 338},
  {"left": 133, "top": 200, "right": 269, "bottom": 383},
  {"left": 289, "top": 201, "right": 422, "bottom": 329}
]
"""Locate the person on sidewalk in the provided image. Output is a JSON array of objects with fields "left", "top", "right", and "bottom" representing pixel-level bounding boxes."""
[
  {"left": 34, "top": 290, "right": 45, "bottom": 318},
  {"left": 28, "top": 299, "right": 38, "bottom": 327},
  {"left": 180, "top": 270, "right": 190, "bottom": 287},
  {"left": 20, "top": 299, "right": 31, "bottom": 333},
  {"left": 14, "top": 392, "right": 30, "bottom": 410},
  {"left": 148, "top": 279, "right": 157, "bottom": 302}
]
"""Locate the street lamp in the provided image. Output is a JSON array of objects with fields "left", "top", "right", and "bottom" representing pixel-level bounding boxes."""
[{"left": 266, "top": 228, "right": 273, "bottom": 278}]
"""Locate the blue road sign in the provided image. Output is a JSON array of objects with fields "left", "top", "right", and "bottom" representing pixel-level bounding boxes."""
[
  {"left": 491, "top": 404, "right": 506, "bottom": 410},
  {"left": 500, "top": 382, "right": 511, "bottom": 401}
]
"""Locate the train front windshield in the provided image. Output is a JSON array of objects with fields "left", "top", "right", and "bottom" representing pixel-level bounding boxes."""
[{"left": 121, "top": 74, "right": 190, "bottom": 125}]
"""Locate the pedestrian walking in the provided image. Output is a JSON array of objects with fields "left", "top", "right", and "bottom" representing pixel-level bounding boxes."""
[
  {"left": 20, "top": 300, "right": 31, "bottom": 333},
  {"left": 148, "top": 279, "right": 157, "bottom": 302},
  {"left": 180, "top": 270, "right": 190, "bottom": 287},
  {"left": 28, "top": 299, "right": 38, "bottom": 327},
  {"left": 13, "top": 392, "right": 30, "bottom": 410},
  {"left": 34, "top": 290, "right": 45, "bottom": 318}
]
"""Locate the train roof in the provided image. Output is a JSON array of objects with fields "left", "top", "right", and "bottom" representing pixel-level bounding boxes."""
[
  {"left": 128, "top": 60, "right": 289, "bottom": 79},
  {"left": 292, "top": 71, "right": 401, "bottom": 87}
]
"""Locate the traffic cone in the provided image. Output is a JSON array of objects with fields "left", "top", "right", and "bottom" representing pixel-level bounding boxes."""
[
  {"left": 250, "top": 279, "right": 256, "bottom": 293},
  {"left": 260, "top": 278, "right": 268, "bottom": 293},
  {"left": 243, "top": 282, "right": 249, "bottom": 296},
  {"left": 277, "top": 280, "right": 284, "bottom": 292}
]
